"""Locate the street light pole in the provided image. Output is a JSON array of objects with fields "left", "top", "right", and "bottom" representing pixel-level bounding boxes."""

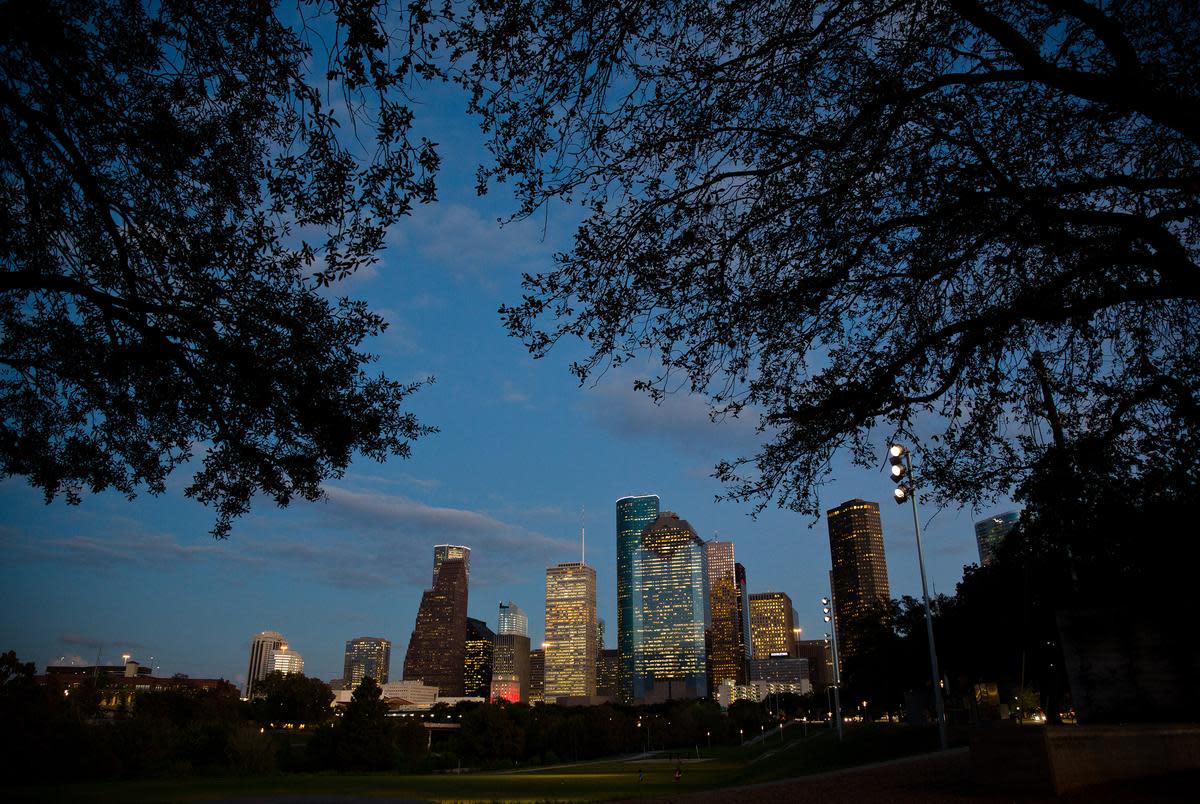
[
  {"left": 891, "top": 444, "right": 949, "bottom": 750},
  {"left": 822, "top": 581, "right": 844, "bottom": 742}
]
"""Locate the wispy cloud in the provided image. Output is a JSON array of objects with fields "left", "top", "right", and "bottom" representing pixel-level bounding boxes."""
[
  {"left": 501, "top": 380, "right": 532, "bottom": 405},
  {"left": 581, "top": 381, "right": 761, "bottom": 458},
  {"left": 403, "top": 203, "right": 557, "bottom": 287}
]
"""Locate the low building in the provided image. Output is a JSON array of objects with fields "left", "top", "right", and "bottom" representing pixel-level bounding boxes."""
[{"left": 379, "top": 680, "right": 439, "bottom": 710}]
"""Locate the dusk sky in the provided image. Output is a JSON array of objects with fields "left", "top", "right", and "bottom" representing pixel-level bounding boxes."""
[{"left": 0, "top": 78, "right": 1013, "bottom": 690}]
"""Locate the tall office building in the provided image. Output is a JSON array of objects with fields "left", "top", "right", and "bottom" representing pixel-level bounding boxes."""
[
  {"left": 498, "top": 601, "right": 528, "bottom": 636},
  {"left": 975, "top": 510, "right": 1021, "bottom": 565},
  {"left": 544, "top": 561, "right": 598, "bottom": 700},
  {"left": 490, "top": 632, "right": 531, "bottom": 703},
  {"left": 617, "top": 493, "right": 660, "bottom": 702},
  {"left": 827, "top": 499, "right": 891, "bottom": 664},
  {"left": 343, "top": 637, "right": 391, "bottom": 690},
  {"left": 749, "top": 592, "right": 797, "bottom": 659},
  {"left": 706, "top": 539, "right": 745, "bottom": 688},
  {"left": 529, "top": 648, "right": 545, "bottom": 703},
  {"left": 596, "top": 648, "right": 620, "bottom": 698},
  {"left": 795, "top": 638, "right": 834, "bottom": 688},
  {"left": 735, "top": 563, "right": 752, "bottom": 666},
  {"left": 433, "top": 544, "right": 471, "bottom": 587},
  {"left": 628, "top": 511, "right": 710, "bottom": 703},
  {"left": 464, "top": 617, "right": 496, "bottom": 697},
  {"left": 270, "top": 645, "right": 304, "bottom": 675},
  {"left": 246, "top": 630, "right": 285, "bottom": 698},
  {"left": 403, "top": 550, "right": 469, "bottom": 696}
]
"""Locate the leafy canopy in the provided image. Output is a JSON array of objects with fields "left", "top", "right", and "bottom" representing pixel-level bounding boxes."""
[
  {"left": 1, "top": 0, "right": 444, "bottom": 535},
  {"left": 453, "top": 0, "right": 1200, "bottom": 515}
]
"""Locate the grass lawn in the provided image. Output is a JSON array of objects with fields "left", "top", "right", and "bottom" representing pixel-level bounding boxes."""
[{"left": 5, "top": 722, "right": 944, "bottom": 803}]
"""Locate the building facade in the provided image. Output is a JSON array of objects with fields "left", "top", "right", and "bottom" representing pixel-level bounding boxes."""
[
  {"left": 795, "top": 638, "right": 834, "bottom": 688},
  {"left": 490, "top": 632, "right": 531, "bottom": 703},
  {"left": 529, "top": 648, "right": 545, "bottom": 703},
  {"left": 827, "top": 499, "right": 891, "bottom": 664},
  {"left": 749, "top": 591, "right": 797, "bottom": 660},
  {"left": 628, "top": 511, "right": 710, "bottom": 703},
  {"left": 270, "top": 645, "right": 304, "bottom": 676},
  {"left": 246, "top": 630, "right": 285, "bottom": 698},
  {"left": 432, "top": 544, "right": 471, "bottom": 587},
  {"left": 616, "top": 493, "right": 660, "bottom": 702},
  {"left": 343, "top": 636, "right": 391, "bottom": 690},
  {"left": 464, "top": 617, "right": 496, "bottom": 698},
  {"left": 706, "top": 539, "right": 745, "bottom": 689},
  {"left": 974, "top": 510, "right": 1021, "bottom": 565},
  {"left": 403, "top": 550, "right": 470, "bottom": 696},
  {"left": 596, "top": 648, "right": 620, "bottom": 699},
  {"left": 735, "top": 563, "right": 752, "bottom": 667},
  {"left": 498, "top": 600, "right": 529, "bottom": 636},
  {"left": 544, "top": 561, "right": 598, "bottom": 700}
]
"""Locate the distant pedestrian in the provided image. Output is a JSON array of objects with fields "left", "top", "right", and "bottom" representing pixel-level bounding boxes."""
[
  {"left": 674, "top": 765, "right": 682, "bottom": 783},
  {"left": 638, "top": 769, "right": 644, "bottom": 783}
]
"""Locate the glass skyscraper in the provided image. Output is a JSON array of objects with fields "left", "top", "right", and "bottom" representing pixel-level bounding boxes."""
[
  {"left": 616, "top": 493, "right": 660, "bottom": 702},
  {"left": 463, "top": 617, "right": 495, "bottom": 697},
  {"left": 629, "top": 511, "right": 710, "bottom": 703},
  {"left": 974, "top": 510, "right": 1021, "bottom": 565},
  {"left": 343, "top": 636, "right": 391, "bottom": 690},
  {"left": 706, "top": 539, "right": 745, "bottom": 688},
  {"left": 497, "top": 601, "right": 528, "bottom": 636},
  {"left": 827, "top": 499, "right": 890, "bottom": 665},
  {"left": 544, "top": 561, "right": 597, "bottom": 700}
]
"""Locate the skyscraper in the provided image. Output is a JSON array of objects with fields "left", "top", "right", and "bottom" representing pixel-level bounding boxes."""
[
  {"left": 270, "top": 644, "right": 304, "bottom": 675},
  {"left": 617, "top": 493, "right": 660, "bottom": 702},
  {"left": 433, "top": 544, "right": 471, "bottom": 587},
  {"left": 975, "top": 510, "right": 1021, "bottom": 565},
  {"left": 343, "top": 636, "right": 391, "bottom": 690},
  {"left": 403, "top": 550, "right": 469, "bottom": 696},
  {"left": 491, "top": 601, "right": 531, "bottom": 703},
  {"left": 498, "top": 601, "right": 529, "bottom": 636},
  {"left": 629, "top": 511, "right": 710, "bottom": 703},
  {"left": 246, "top": 630, "right": 285, "bottom": 698},
  {"left": 749, "top": 592, "right": 797, "bottom": 659},
  {"left": 827, "top": 499, "right": 891, "bottom": 664},
  {"left": 544, "top": 561, "right": 597, "bottom": 700},
  {"left": 706, "top": 539, "right": 745, "bottom": 689},
  {"left": 464, "top": 617, "right": 496, "bottom": 697},
  {"left": 596, "top": 648, "right": 620, "bottom": 698},
  {"left": 735, "top": 563, "right": 752, "bottom": 667},
  {"left": 529, "top": 648, "right": 545, "bottom": 704}
]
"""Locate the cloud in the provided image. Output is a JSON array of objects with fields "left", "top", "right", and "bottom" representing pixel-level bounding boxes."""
[
  {"left": 581, "top": 381, "right": 762, "bottom": 458},
  {"left": 501, "top": 380, "right": 531, "bottom": 405},
  {"left": 0, "top": 524, "right": 242, "bottom": 570},
  {"left": 231, "top": 485, "right": 577, "bottom": 590},
  {"left": 405, "top": 203, "right": 557, "bottom": 285}
]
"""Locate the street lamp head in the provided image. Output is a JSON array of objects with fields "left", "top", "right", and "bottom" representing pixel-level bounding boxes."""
[
  {"left": 889, "top": 444, "right": 905, "bottom": 457},
  {"left": 893, "top": 486, "right": 909, "bottom": 504},
  {"left": 820, "top": 596, "right": 830, "bottom": 605}
]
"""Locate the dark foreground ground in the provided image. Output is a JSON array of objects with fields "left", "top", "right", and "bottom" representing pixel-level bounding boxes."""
[{"left": 630, "top": 747, "right": 1199, "bottom": 804}]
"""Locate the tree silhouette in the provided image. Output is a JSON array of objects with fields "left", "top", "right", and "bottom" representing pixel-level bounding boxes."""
[
  {"left": 2, "top": 0, "right": 441, "bottom": 535},
  {"left": 453, "top": 0, "right": 1200, "bottom": 515}
]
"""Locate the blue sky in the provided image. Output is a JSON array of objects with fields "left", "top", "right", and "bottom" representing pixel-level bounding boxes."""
[{"left": 0, "top": 78, "right": 1010, "bottom": 690}]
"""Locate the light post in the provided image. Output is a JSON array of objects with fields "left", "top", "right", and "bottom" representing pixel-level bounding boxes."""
[
  {"left": 706, "top": 730, "right": 711, "bottom": 750},
  {"left": 889, "top": 443, "right": 949, "bottom": 750},
  {"left": 822, "top": 586, "right": 844, "bottom": 742},
  {"left": 739, "top": 727, "right": 744, "bottom": 745}
]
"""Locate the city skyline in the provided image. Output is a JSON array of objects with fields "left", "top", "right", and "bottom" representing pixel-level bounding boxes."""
[{"left": 0, "top": 67, "right": 1018, "bottom": 687}]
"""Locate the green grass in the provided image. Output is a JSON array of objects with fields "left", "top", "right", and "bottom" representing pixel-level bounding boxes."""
[{"left": 4, "top": 723, "right": 941, "bottom": 803}]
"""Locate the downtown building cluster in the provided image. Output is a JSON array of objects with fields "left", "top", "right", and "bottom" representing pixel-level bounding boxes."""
[{"left": 243, "top": 496, "right": 1017, "bottom": 710}]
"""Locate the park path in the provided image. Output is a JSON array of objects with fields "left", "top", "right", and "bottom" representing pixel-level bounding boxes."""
[{"left": 616, "top": 747, "right": 1197, "bottom": 804}]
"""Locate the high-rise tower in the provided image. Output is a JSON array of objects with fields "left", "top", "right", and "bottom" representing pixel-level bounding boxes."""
[
  {"left": 497, "top": 601, "right": 529, "bottom": 636},
  {"left": 974, "top": 510, "right": 1020, "bottom": 565},
  {"left": 826, "top": 499, "right": 890, "bottom": 664},
  {"left": 246, "top": 630, "right": 285, "bottom": 698},
  {"left": 464, "top": 617, "right": 496, "bottom": 697},
  {"left": 706, "top": 539, "right": 745, "bottom": 688},
  {"left": 616, "top": 494, "right": 660, "bottom": 702},
  {"left": 433, "top": 544, "right": 471, "bottom": 587},
  {"left": 629, "top": 511, "right": 710, "bottom": 703},
  {"left": 343, "top": 636, "right": 391, "bottom": 689},
  {"left": 544, "top": 561, "right": 597, "bottom": 700},
  {"left": 749, "top": 591, "right": 797, "bottom": 658},
  {"left": 735, "top": 562, "right": 752, "bottom": 667},
  {"left": 403, "top": 549, "right": 469, "bottom": 695}
]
